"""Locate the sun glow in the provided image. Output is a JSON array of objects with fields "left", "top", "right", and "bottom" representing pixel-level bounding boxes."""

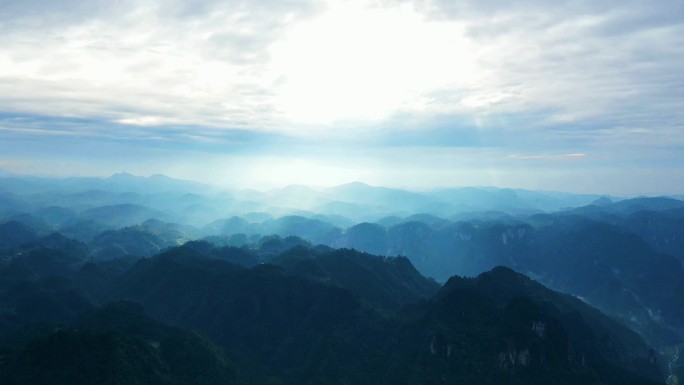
[
  {"left": 270, "top": 1, "right": 480, "bottom": 126},
  {"left": 238, "top": 157, "right": 371, "bottom": 189}
]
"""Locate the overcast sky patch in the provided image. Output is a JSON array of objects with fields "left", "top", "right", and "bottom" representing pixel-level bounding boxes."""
[{"left": 0, "top": 0, "right": 682, "bottom": 193}]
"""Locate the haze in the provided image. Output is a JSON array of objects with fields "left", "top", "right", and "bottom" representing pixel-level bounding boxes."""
[{"left": 1, "top": 0, "right": 683, "bottom": 195}]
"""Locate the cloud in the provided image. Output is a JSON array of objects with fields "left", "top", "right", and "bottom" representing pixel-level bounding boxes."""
[
  {"left": 0, "top": 0, "right": 681, "bottom": 138},
  {"left": 508, "top": 153, "right": 586, "bottom": 160},
  {"left": 0, "top": 112, "right": 288, "bottom": 154},
  {"left": 0, "top": 0, "right": 324, "bottom": 132},
  {"left": 0, "top": 0, "right": 682, "bottom": 193}
]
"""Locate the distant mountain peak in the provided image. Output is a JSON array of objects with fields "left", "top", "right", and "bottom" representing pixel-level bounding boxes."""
[
  {"left": 591, "top": 196, "right": 613, "bottom": 206},
  {"left": 108, "top": 172, "right": 172, "bottom": 181},
  {"left": 108, "top": 172, "right": 137, "bottom": 179},
  {"left": 148, "top": 174, "right": 172, "bottom": 180},
  {"left": 269, "top": 184, "right": 319, "bottom": 194},
  {"left": 336, "top": 181, "right": 374, "bottom": 189}
]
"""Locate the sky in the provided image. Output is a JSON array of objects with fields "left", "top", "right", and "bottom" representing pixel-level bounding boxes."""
[{"left": 0, "top": 0, "right": 683, "bottom": 194}]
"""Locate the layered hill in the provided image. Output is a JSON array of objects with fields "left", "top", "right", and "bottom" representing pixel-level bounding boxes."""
[{"left": 0, "top": 239, "right": 664, "bottom": 384}]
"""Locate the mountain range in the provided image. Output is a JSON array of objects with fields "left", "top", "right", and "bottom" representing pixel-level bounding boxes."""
[
  {"left": 0, "top": 239, "right": 664, "bottom": 384},
  {"left": 0, "top": 172, "right": 682, "bottom": 383}
]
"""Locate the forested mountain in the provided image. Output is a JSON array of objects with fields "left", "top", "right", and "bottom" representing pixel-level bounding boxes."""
[
  {"left": 0, "top": 239, "right": 664, "bottom": 384},
  {"left": 1, "top": 173, "right": 682, "bottom": 383},
  {"left": 0, "top": 302, "right": 245, "bottom": 385}
]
